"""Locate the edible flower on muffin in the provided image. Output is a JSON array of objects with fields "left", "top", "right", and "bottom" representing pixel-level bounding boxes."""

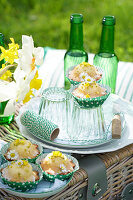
[
  {"left": 48, "top": 151, "right": 66, "bottom": 159},
  {"left": 13, "top": 139, "right": 26, "bottom": 146},
  {"left": 79, "top": 72, "right": 95, "bottom": 83},
  {"left": 7, "top": 150, "right": 19, "bottom": 160},
  {"left": 59, "top": 164, "right": 68, "bottom": 174},
  {"left": 72, "top": 81, "right": 106, "bottom": 99},
  {"left": 16, "top": 160, "right": 26, "bottom": 167},
  {"left": 4, "top": 139, "right": 40, "bottom": 161},
  {"left": 68, "top": 62, "right": 102, "bottom": 83},
  {"left": 1, "top": 160, "right": 39, "bottom": 182},
  {"left": 40, "top": 151, "right": 75, "bottom": 176}
]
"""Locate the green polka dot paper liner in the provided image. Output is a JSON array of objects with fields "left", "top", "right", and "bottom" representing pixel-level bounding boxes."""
[
  {"left": 20, "top": 110, "right": 59, "bottom": 141},
  {"left": 36, "top": 153, "right": 79, "bottom": 182},
  {"left": 70, "top": 84, "right": 111, "bottom": 108},
  {"left": 0, "top": 162, "right": 43, "bottom": 192},
  {"left": 65, "top": 65, "right": 104, "bottom": 86},
  {"left": 0, "top": 139, "right": 43, "bottom": 164}
]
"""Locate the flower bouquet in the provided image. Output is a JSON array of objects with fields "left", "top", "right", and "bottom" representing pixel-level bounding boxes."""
[{"left": 0, "top": 35, "right": 44, "bottom": 124}]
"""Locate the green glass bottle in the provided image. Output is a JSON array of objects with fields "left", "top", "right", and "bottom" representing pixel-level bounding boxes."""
[
  {"left": 93, "top": 16, "right": 118, "bottom": 93},
  {"left": 0, "top": 33, "right": 5, "bottom": 68},
  {"left": 64, "top": 14, "right": 88, "bottom": 89}
]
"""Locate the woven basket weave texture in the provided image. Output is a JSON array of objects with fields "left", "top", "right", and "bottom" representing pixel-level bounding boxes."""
[{"left": 0, "top": 104, "right": 133, "bottom": 200}]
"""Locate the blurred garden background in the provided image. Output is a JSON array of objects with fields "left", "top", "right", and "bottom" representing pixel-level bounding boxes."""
[{"left": 1, "top": 0, "right": 133, "bottom": 62}]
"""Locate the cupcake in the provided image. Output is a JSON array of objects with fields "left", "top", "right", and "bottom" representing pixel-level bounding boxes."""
[
  {"left": 68, "top": 62, "right": 102, "bottom": 84},
  {"left": 72, "top": 81, "right": 106, "bottom": 99},
  {"left": 2, "top": 139, "right": 42, "bottom": 163},
  {"left": 0, "top": 160, "right": 43, "bottom": 191},
  {"left": 36, "top": 151, "right": 79, "bottom": 181},
  {"left": 71, "top": 81, "right": 110, "bottom": 108}
]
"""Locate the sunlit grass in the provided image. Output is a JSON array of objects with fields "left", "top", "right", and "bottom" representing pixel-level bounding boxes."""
[{"left": 1, "top": 0, "right": 133, "bottom": 62}]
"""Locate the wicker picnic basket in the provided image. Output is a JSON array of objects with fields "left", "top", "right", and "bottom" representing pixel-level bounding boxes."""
[{"left": 0, "top": 104, "right": 133, "bottom": 200}]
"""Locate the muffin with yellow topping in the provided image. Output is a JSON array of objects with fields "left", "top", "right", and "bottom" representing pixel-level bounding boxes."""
[
  {"left": 1, "top": 139, "right": 42, "bottom": 163},
  {"left": 67, "top": 62, "right": 103, "bottom": 85},
  {"left": 0, "top": 160, "right": 43, "bottom": 191},
  {"left": 73, "top": 81, "right": 106, "bottom": 99},
  {"left": 71, "top": 81, "right": 110, "bottom": 108},
  {"left": 36, "top": 151, "right": 79, "bottom": 181}
]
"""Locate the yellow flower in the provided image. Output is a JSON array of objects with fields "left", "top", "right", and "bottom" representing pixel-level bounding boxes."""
[
  {"left": 30, "top": 71, "right": 42, "bottom": 90},
  {"left": 23, "top": 89, "right": 34, "bottom": 104},
  {"left": 10, "top": 153, "right": 15, "bottom": 157},
  {"left": 14, "top": 139, "right": 26, "bottom": 146},
  {"left": 8, "top": 38, "right": 19, "bottom": 53},
  {"left": 87, "top": 78, "right": 91, "bottom": 82},
  {"left": 82, "top": 75, "right": 86, "bottom": 79},
  {"left": 52, "top": 151, "right": 63, "bottom": 157},
  {"left": 51, "top": 151, "right": 65, "bottom": 159},
  {"left": 84, "top": 82, "right": 90, "bottom": 87},
  {"left": 0, "top": 38, "right": 19, "bottom": 64},
  {"left": 22, "top": 160, "right": 29, "bottom": 166},
  {"left": 2, "top": 64, "right": 5, "bottom": 68},
  {"left": 16, "top": 160, "right": 23, "bottom": 166},
  {"left": 81, "top": 62, "right": 90, "bottom": 67},
  {"left": 0, "top": 64, "right": 12, "bottom": 81},
  {"left": 86, "top": 94, "right": 90, "bottom": 98},
  {"left": 0, "top": 70, "right": 12, "bottom": 81}
]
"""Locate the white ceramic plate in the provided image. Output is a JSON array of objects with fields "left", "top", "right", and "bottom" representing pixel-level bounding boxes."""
[
  {"left": 0, "top": 144, "right": 72, "bottom": 198},
  {"left": 0, "top": 175, "right": 72, "bottom": 198},
  {"left": 16, "top": 94, "right": 133, "bottom": 154}
]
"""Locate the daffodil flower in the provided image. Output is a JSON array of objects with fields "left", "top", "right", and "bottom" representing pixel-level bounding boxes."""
[
  {"left": 0, "top": 38, "right": 19, "bottom": 65},
  {"left": 0, "top": 35, "right": 44, "bottom": 116},
  {"left": 14, "top": 35, "right": 43, "bottom": 103},
  {"left": 18, "top": 35, "right": 44, "bottom": 74}
]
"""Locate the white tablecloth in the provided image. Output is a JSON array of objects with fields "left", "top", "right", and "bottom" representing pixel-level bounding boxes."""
[{"left": 39, "top": 49, "right": 133, "bottom": 103}]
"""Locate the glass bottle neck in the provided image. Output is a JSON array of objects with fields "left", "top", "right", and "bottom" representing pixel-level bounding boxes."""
[
  {"left": 99, "top": 25, "right": 114, "bottom": 54},
  {"left": 69, "top": 23, "right": 83, "bottom": 50}
]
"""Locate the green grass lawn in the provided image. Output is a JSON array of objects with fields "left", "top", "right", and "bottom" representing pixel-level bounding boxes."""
[{"left": 1, "top": 0, "right": 133, "bottom": 62}]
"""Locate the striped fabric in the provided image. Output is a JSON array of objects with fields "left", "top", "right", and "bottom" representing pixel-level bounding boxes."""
[
  {"left": 39, "top": 49, "right": 133, "bottom": 103},
  {"left": 116, "top": 62, "right": 133, "bottom": 102}
]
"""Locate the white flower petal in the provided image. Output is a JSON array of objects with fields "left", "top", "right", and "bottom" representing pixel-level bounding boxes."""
[
  {"left": 16, "top": 160, "right": 23, "bottom": 166},
  {"left": 16, "top": 69, "right": 36, "bottom": 102},
  {"left": 85, "top": 76, "right": 94, "bottom": 83},
  {"left": 7, "top": 150, "right": 19, "bottom": 160},
  {"left": 22, "top": 35, "right": 34, "bottom": 52},
  {"left": 0, "top": 81, "right": 17, "bottom": 102},
  {"left": 79, "top": 72, "right": 88, "bottom": 81},
  {"left": 3, "top": 98, "right": 15, "bottom": 116},
  {"left": 17, "top": 84, "right": 30, "bottom": 102},
  {"left": 18, "top": 62, "right": 31, "bottom": 74},
  {"left": 33, "top": 47, "right": 44, "bottom": 65},
  {"left": 14, "top": 66, "right": 26, "bottom": 83}
]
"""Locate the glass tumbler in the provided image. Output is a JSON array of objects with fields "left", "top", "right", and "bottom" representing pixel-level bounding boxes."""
[
  {"left": 39, "top": 87, "right": 73, "bottom": 139},
  {"left": 71, "top": 100, "right": 109, "bottom": 142}
]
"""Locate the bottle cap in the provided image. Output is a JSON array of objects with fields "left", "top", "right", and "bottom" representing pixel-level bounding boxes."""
[
  {"left": 102, "top": 16, "right": 116, "bottom": 25},
  {"left": 70, "top": 14, "right": 83, "bottom": 23}
]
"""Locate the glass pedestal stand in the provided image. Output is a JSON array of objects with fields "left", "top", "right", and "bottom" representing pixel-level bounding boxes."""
[
  {"left": 69, "top": 101, "right": 109, "bottom": 142},
  {"left": 68, "top": 84, "right": 111, "bottom": 142}
]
